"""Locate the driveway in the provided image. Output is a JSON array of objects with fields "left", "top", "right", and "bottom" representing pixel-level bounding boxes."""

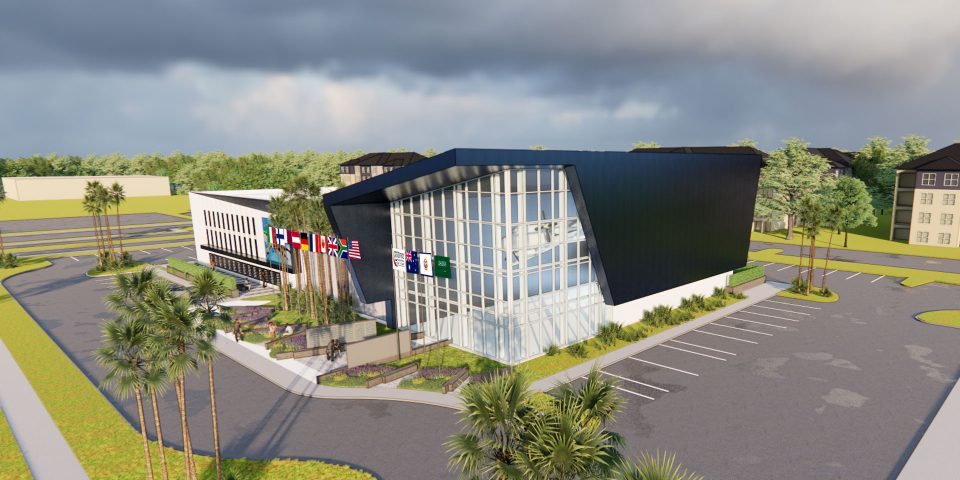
[
  {"left": 751, "top": 240, "right": 960, "bottom": 273},
  {"left": 4, "top": 252, "right": 461, "bottom": 480},
  {"left": 0, "top": 213, "right": 187, "bottom": 233}
]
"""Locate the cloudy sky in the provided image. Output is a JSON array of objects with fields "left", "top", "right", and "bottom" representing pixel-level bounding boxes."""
[{"left": 2, "top": 0, "right": 959, "bottom": 157}]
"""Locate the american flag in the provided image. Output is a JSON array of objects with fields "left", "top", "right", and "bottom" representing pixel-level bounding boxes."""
[{"left": 348, "top": 240, "right": 361, "bottom": 260}]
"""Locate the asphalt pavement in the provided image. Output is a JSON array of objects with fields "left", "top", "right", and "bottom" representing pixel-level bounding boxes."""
[
  {"left": 751, "top": 240, "right": 960, "bottom": 273},
  {"left": 4, "top": 252, "right": 461, "bottom": 480},
  {"left": 4, "top": 224, "right": 191, "bottom": 246},
  {"left": 0, "top": 213, "right": 187, "bottom": 233}
]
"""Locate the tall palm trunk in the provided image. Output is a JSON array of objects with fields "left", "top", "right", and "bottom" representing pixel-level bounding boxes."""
[
  {"left": 102, "top": 210, "right": 116, "bottom": 261},
  {"left": 208, "top": 363, "right": 222, "bottom": 480},
  {"left": 796, "top": 228, "right": 805, "bottom": 283},
  {"left": 150, "top": 389, "right": 170, "bottom": 480},
  {"left": 318, "top": 252, "right": 329, "bottom": 325},
  {"left": 134, "top": 389, "right": 156, "bottom": 480},
  {"left": 115, "top": 204, "right": 125, "bottom": 256},
  {"left": 806, "top": 233, "right": 816, "bottom": 295},
  {"left": 293, "top": 249, "right": 303, "bottom": 312},
  {"left": 303, "top": 250, "right": 317, "bottom": 322},
  {"left": 174, "top": 377, "right": 197, "bottom": 480},
  {"left": 0, "top": 228, "right": 5, "bottom": 256},
  {"left": 92, "top": 213, "right": 105, "bottom": 267},
  {"left": 821, "top": 228, "right": 835, "bottom": 290},
  {"left": 273, "top": 243, "right": 289, "bottom": 310}
]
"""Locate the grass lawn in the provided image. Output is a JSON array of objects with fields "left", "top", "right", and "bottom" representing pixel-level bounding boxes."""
[
  {"left": 916, "top": 310, "right": 960, "bottom": 329},
  {"left": 398, "top": 375, "right": 449, "bottom": 392},
  {"left": 243, "top": 293, "right": 281, "bottom": 307},
  {"left": 0, "top": 408, "right": 30, "bottom": 480},
  {"left": 749, "top": 248, "right": 960, "bottom": 288},
  {"left": 8, "top": 233, "right": 194, "bottom": 254},
  {"left": 87, "top": 261, "right": 149, "bottom": 277},
  {"left": 0, "top": 195, "right": 191, "bottom": 221},
  {"left": 389, "top": 346, "right": 507, "bottom": 375},
  {"left": 0, "top": 258, "right": 373, "bottom": 480},
  {"left": 376, "top": 322, "right": 394, "bottom": 336},
  {"left": 777, "top": 289, "right": 839, "bottom": 303},
  {"left": 319, "top": 372, "right": 376, "bottom": 388}
]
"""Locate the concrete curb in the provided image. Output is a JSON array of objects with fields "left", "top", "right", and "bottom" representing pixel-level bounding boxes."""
[
  {"left": 897, "top": 376, "right": 960, "bottom": 479},
  {"left": 214, "top": 334, "right": 462, "bottom": 410},
  {"left": 530, "top": 281, "right": 789, "bottom": 392},
  {"left": 0, "top": 339, "right": 89, "bottom": 480}
]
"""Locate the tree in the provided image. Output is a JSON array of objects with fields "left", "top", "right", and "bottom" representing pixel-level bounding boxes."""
[
  {"left": 631, "top": 141, "right": 659, "bottom": 149},
  {"left": 308, "top": 194, "right": 333, "bottom": 325},
  {"left": 853, "top": 135, "right": 930, "bottom": 210},
  {"left": 797, "top": 197, "right": 826, "bottom": 295},
  {"left": 267, "top": 196, "right": 291, "bottom": 311},
  {"left": 755, "top": 139, "right": 833, "bottom": 240},
  {"left": 82, "top": 196, "right": 106, "bottom": 268},
  {"left": 94, "top": 317, "right": 156, "bottom": 480},
  {"left": 613, "top": 451, "right": 704, "bottom": 480},
  {"left": 530, "top": 144, "right": 547, "bottom": 150},
  {"left": 733, "top": 138, "right": 759, "bottom": 148},
  {"left": 821, "top": 202, "right": 842, "bottom": 292},
  {"left": 110, "top": 182, "right": 127, "bottom": 257},
  {"left": 0, "top": 188, "right": 5, "bottom": 256},
  {"left": 830, "top": 176, "right": 877, "bottom": 248}
]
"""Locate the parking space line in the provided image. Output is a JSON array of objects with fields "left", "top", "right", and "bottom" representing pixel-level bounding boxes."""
[
  {"left": 871, "top": 275, "right": 886, "bottom": 283},
  {"left": 612, "top": 385, "right": 655, "bottom": 400},
  {"left": 693, "top": 329, "right": 758, "bottom": 344},
  {"left": 825, "top": 269, "right": 838, "bottom": 276},
  {"left": 762, "top": 262, "right": 775, "bottom": 267},
  {"left": 740, "top": 310, "right": 800, "bottom": 322},
  {"left": 799, "top": 268, "right": 809, "bottom": 275},
  {"left": 668, "top": 339, "right": 736, "bottom": 356},
  {"left": 658, "top": 344, "right": 727, "bottom": 361},
  {"left": 763, "top": 300, "right": 820, "bottom": 310},
  {"left": 629, "top": 357, "right": 700, "bottom": 376},
  {"left": 599, "top": 371, "right": 669, "bottom": 392},
  {"left": 161, "top": 248, "right": 173, "bottom": 253},
  {"left": 726, "top": 316, "right": 788, "bottom": 329},
  {"left": 845, "top": 272, "right": 861, "bottom": 280},
  {"left": 750, "top": 305, "right": 811, "bottom": 316},
  {"left": 777, "top": 265, "right": 793, "bottom": 271},
  {"left": 747, "top": 260, "right": 757, "bottom": 264},
  {"left": 188, "top": 256, "right": 197, "bottom": 260},
  {"left": 710, "top": 323, "right": 774, "bottom": 336},
  {"left": 140, "top": 250, "right": 151, "bottom": 254},
  {"left": 181, "top": 246, "right": 191, "bottom": 249},
  {"left": 69, "top": 256, "right": 79, "bottom": 262}
]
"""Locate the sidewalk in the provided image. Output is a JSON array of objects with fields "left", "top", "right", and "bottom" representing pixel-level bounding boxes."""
[
  {"left": 151, "top": 263, "right": 194, "bottom": 288},
  {"left": 530, "top": 281, "right": 788, "bottom": 391},
  {"left": 897, "top": 377, "right": 960, "bottom": 479},
  {"left": 0, "top": 339, "right": 89, "bottom": 480}
]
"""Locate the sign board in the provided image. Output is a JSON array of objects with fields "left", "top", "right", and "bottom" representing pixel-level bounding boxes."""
[
  {"left": 434, "top": 255, "right": 451, "bottom": 279},
  {"left": 419, "top": 253, "right": 434, "bottom": 277},
  {"left": 392, "top": 249, "right": 406, "bottom": 272}
]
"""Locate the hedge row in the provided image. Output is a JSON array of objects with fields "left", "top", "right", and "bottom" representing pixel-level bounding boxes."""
[
  {"left": 729, "top": 264, "right": 765, "bottom": 287},
  {"left": 167, "top": 256, "right": 238, "bottom": 291}
]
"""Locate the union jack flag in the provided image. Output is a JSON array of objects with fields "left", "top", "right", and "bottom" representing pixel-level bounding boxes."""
[{"left": 348, "top": 240, "right": 361, "bottom": 260}]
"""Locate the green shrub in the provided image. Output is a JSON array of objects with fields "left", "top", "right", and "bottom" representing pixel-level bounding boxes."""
[
  {"left": 790, "top": 276, "right": 808, "bottom": 294},
  {"left": 0, "top": 253, "right": 21, "bottom": 269},
  {"left": 644, "top": 305, "right": 674, "bottom": 328},
  {"left": 621, "top": 326, "right": 647, "bottom": 342},
  {"left": 729, "top": 264, "right": 765, "bottom": 287},
  {"left": 543, "top": 343, "right": 561, "bottom": 356},
  {"left": 616, "top": 450, "right": 704, "bottom": 480},
  {"left": 816, "top": 287, "right": 832, "bottom": 297},
  {"left": 670, "top": 309, "right": 694, "bottom": 325},
  {"left": 596, "top": 322, "right": 624, "bottom": 346},
  {"left": 711, "top": 286, "right": 729, "bottom": 300},
  {"left": 679, "top": 296, "right": 695, "bottom": 311},
  {"left": 703, "top": 296, "right": 725, "bottom": 311},
  {"left": 689, "top": 294, "right": 706, "bottom": 310},
  {"left": 565, "top": 342, "right": 588, "bottom": 358},
  {"left": 730, "top": 291, "right": 746, "bottom": 300},
  {"left": 167, "top": 256, "right": 237, "bottom": 291}
]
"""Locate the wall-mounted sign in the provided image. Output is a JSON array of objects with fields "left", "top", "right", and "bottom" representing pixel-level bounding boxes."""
[
  {"left": 395, "top": 250, "right": 452, "bottom": 279},
  {"left": 434, "top": 255, "right": 451, "bottom": 279},
  {"left": 392, "top": 249, "right": 406, "bottom": 272},
  {"left": 419, "top": 253, "right": 434, "bottom": 277}
]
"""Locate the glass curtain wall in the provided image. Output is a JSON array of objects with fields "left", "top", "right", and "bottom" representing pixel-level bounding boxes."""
[{"left": 391, "top": 168, "right": 604, "bottom": 364}]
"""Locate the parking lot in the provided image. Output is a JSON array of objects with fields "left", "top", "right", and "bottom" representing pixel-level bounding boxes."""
[{"left": 572, "top": 261, "right": 960, "bottom": 479}]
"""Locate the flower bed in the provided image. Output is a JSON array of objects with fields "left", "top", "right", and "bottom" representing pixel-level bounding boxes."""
[
  {"left": 318, "top": 365, "right": 392, "bottom": 388},
  {"left": 398, "top": 368, "right": 462, "bottom": 392}
]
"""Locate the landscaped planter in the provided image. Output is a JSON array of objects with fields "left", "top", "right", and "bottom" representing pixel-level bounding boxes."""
[
  {"left": 727, "top": 275, "right": 766, "bottom": 294},
  {"left": 366, "top": 362, "right": 419, "bottom": 388}
]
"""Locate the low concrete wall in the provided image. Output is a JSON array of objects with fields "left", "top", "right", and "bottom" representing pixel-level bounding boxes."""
[
  {"left": 306, "top": 319, "right": 377, "bottom": 349},
  {"left": 346, "top": 330, "right": 412, "bottom": 368},
  {"left": 728, "top": 276, "right": 766, "bottom": 294},
  {"left": 366, "top": 363, "right": 418, "bottom": 388}
]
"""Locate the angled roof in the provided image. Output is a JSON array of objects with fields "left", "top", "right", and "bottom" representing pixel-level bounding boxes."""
[
  {"left": 807, "top": 148, "right": 854, "bottom": 169},
  {"left": 630, "top": 146, "right": 765, "bottom": 156},
  {"left": 898, "top": 143, "right": 960, "bottom": 171},
  {"left": 340, "top": 152, "right": 426, "bottom": 167},
  {"left": 192, "top": 190, "right": 279, "bottom": 211}
]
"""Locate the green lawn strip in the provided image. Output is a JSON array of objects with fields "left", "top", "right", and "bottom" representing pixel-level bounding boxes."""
[
  {"left": 388, "top": 346, "right": 507, "bottom": 375},
  {"left": 167, "top": 257, "right": 237, "bottom": 291},
  {"left": 319, "top": 372, "right": 379, "bottom": 388},
  {"left": 729, "top": 264, "right": 765, "bottom": 286},
  {"left": 3, "top": 221, "right": 192, "bottom": 238},
  {"left": 519, "top": 297, "right": 743, "bottom": 381},
  {"left": 0, "top": 196, "right": 191, "bottom": 221},
  {"left": 0, "top": 259, "right": 373, "bottom": 480},
  {"left": 916, "top": 310, "right": 960, "bottom": 329},
  {"left": 8, "top": 233, "right": 194, "bottom": 254},
  {"left": 748, "top": 248, "right": 960, "bottom": 287},
  {"left": 777, "top": 290, "right": 839, "bottom": 303},
  {"left": 38, "top": 241, "right": 194, "bottom": 259},
  {"left": 87, "top": 262, "right": 150, "bottom": 277},
  {"left": 398, "top": 375, "right": 449, "bottom": 392},
  {"left": 243, "top": 293, "right": 280, "bottom": 307},
  {"left": 5, "top": 228, "right": 193, "bottom": 247},
  {"left": 0, "top": 407, "right": 31, "bottom": 480}
]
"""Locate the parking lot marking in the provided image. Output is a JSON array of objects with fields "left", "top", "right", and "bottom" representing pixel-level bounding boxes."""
[
  {"left": 799, "top": 268, "right": 809, "bottom": 275},
  {"left": 161, "top": 248, "right": 173, "bottom": 253},
  {"left": 711, "top": 323, "right": 774, "bottom": 336},
  {"left": 763, "top": 300, "right": 820, "bottom": 310},
  {"left": 629, "top": 357, "right": 700, "bottom": 376},
  {"left": 726, "top": 316, "right": 788, "bottom": 329},
  {"left": 845, "top": 272, "right": 861, "bottom": 280},
  {"left": 599, "top": 371, "right": 670, "bottom": 392},
  {"left": 612, "top": 385, "right": 656, "bottom": 401},
  {"left": 658, "top": 344, "right": 727, "bottom": 361},
  {"left": 669, "top": 339, "right": 736, "bottom": 356},
  {"left": 777, "top": 265, "right": 794, "bottom": 271},
  {"left": 762, "top": 262, "right": 775, "bottom": 267},
  {"left": 825, "top": 269, "right": 838, "bottom": 276},
  {"left": 747, "top": 260, "right": 757, "bottom": 264},
  {"left": 188, "top": 256, "right": 197, "bottom": 260},
  {"left": 740, "top": 310, "right": 800, "bottom": 322},
  {"left": 750, "top": 305, "right": 812, "bottom": 316},
  {"left": 693, "top": 329, "right": 758, "bottom": 344},
  {"left": 140, "top": 250, "right": 151, "bottom": 254},
  {"left": 181, "top": 246, "right": 191, "bottom": 250},
  {"left": 871, "top": 275, "right": 886, "bottom": 283},
  {"left": 69, "top": 256, "right": 79, "bottom": 262}
]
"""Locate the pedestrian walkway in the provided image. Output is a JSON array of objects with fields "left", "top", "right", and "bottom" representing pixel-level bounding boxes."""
[
  {"left": 0, "top": 339, "right": 88, "bottom": 480},
  {"left": 151, "top": 263, "right": 194, "bottom": 288},
  {"left": 897, "top": 376, "right": 960, "bottom": 479}
]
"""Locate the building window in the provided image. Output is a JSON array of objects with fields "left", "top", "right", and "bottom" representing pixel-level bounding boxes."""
[
  {"left": 946, "top": 173, "right": 960, "bottom": 187},
  {"left": 918, "top": 212, "right": 931, "bottom": 224},
  {"left": 340, "top": 165, "right": 355, "bottom": 174},
  {"left": 921, "top": 172, "right": 936, "bottom": 186},
  {"left": 939, "top": 233, "right": 952, "bottom": 245},
  {"left": 944, "top": 194, "right": 956, "bottom": 206},
  {"left": 916, "top": 231, "right": 929, "bottom": 243},
  {"left": 942, "top": 214, "right": 954, "bottom": 225},
  {"left": 383, "top": 166, "right": 394, "bottom": 173},
  {"left": 920, "top": 193, "right": 933, "bottom": 205}
]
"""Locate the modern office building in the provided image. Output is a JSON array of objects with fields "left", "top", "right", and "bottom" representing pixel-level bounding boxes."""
[
  {"left": 339, "top": 152, "right": 426, "bottom": 186},
  {"left": 891, "top": 143, "right": 960, "bottom": 247},
  {"left": 1, "top": 175, "right": 170, "bottom": 201},
  {"left": 324, "top": 147, "right": 763, "bottom": 364}
]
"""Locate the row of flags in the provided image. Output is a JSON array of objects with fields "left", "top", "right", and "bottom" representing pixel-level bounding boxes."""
[{"left": 266, "top": 226, "right": 361, "bottom": 260}]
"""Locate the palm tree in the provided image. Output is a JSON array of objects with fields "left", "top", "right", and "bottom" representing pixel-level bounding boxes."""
[
  {"left": 267, "top": 196, "right": 291, "bottom": 311},
  {"left": 0, "top": 188, "right": 6, "bottom": 256},
  {"left": 93, "top": 317, "right": 156, "bottom": 480},
  {"left": 517, "top": 399, "right": 621, "bottom": 479},
  {"left": 83, "top": 195, "right": 105, "bottom": 268},
  {"left": 95, "top": 182, "right": 117, "bottom": 262},
  {"left": 189, "top": 268, "right": 229, "bottom": 480},
  {"left": 613, "top": 451, "right": 704, "bottom": 480},
  {"left": 308, "top": 196, "right": 333, "bottom": 325},
  {"left": 110, "top": 182, "right": 127, "bottom": 258}
]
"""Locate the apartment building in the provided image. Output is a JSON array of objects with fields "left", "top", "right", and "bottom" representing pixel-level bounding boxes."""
[
  {"left": 339, "top": 152, "right": 426, "bottom": 186},
  {"left": 891, "top": 143, "right": 960, "bottom": 247}
]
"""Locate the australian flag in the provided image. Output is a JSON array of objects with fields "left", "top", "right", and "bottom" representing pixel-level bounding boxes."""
[{"left": 405, "top": 250, "right": 419, "bottom": 274}]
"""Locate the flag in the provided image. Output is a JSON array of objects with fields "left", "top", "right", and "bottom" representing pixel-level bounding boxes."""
[
  {"left": 348, "top": 240, "right": 361, "bottom": 260},
  {"left": 290, "top": 231, "right": 301, "bottom": 249},
  {"left": 327, "top": 236, "right": 339, "bottom": 257},
  {"left": 337, "top": 238, "right": 349, "bottom": 259},
  {"left": 418, "top": 252, "right": 433, "bottom": 276},
  {"left": 301, "top": 232, "right": 311, "bottom": 251},
  {"left": 268, "top": 226, "right": 277, "bottom": 244},
  {"left": 317, "top": 233, "right": 327, "bottom": 253},
  {"left": 405, "top": 250, "right": 419, "bottom": 273},
  {"left": 276, "top": 228, "right": 287, "bottom": 246}
]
